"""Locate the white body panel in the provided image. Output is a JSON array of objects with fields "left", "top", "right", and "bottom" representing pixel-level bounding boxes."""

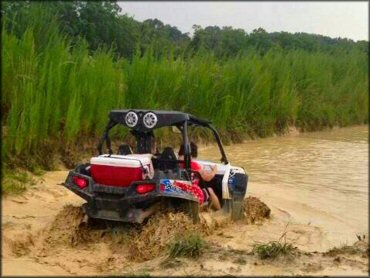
[{"left": 194, "top": 160, "right": 245, "bottom": 175}]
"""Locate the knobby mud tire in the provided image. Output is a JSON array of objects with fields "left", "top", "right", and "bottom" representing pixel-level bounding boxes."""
[
  {"left": 160, "top": 198, "right": 200, "bottom": 224},
  {"left": 185, "top": 200, "right": 200, "bottom": 224},
  {"left": 231, "top": 196, "right": 245, "bottom": 221}
]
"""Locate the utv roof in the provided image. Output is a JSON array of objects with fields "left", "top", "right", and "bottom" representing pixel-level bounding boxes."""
[
  {"left": 109, "top": 109, "right": 211, "bottom": 131},
  {"left": 101, "top": 109, "right": 228, "bottom": 163}
]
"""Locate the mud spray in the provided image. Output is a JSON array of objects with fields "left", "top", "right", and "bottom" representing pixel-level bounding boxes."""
[
  {"left": 36, "top": 197, "right": 269, "bottom": 261},
  {"left": 4, "top": 194, "right": 368, "bottom": 275}
]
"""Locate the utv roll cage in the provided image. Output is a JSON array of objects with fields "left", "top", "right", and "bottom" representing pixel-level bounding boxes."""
[{"left": 97, "top": 109, "right": 229, "bottom": 170}]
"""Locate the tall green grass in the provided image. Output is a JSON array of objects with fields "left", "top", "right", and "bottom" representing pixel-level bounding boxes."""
[
  {"left": 2, "top": 12, "right": 125, "bottom": 168},
  {"left": 2, "top": 13, "right": 368, "bottom": 169},
  {"left": 124, "top": 47, "right": 368, "bottom": 138}
]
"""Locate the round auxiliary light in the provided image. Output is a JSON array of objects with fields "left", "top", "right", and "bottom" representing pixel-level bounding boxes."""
[
  {"left": 125, "top": 111, "right": 138, "bottom": 127},
  {"left": 143, "top": 112, "right": 158, "bottom": 129}
]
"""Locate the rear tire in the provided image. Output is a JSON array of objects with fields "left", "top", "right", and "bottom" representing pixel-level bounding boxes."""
[
  {"left": 87, "top": 216, "right": 107, "bottom": 229},
  {"left": 182, "top": 200, "right": 200, "bottom": 224},
  {"left": 162, "top": 198, "right": 200, "bottom": 224}
]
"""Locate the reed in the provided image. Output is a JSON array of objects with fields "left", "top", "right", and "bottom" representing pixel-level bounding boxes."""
[
  {"left": 2, "top": 14, "right": 368, "bottom": 169},
  {"left": 2, "top": 16, "right": 125, "bottom": 168}
]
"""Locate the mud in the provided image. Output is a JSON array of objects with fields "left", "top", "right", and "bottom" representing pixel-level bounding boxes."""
[
  {"left": 44, "top": 205, "right": 87, "bottom": 247},
  {"left": 6, "top": 232, "right": 35, "bottom": 257},
  {"left": 35, "top": 205, "right": 232, "bottom": 264},
  {"left": 2, "top": 170, "right": 369, "bottom": 275},
  {"left": 324, "top": 239, "right": 369, "bottom": 258},
  {"left": 245, "top": 196, "right": 271, "bottom": 224}
]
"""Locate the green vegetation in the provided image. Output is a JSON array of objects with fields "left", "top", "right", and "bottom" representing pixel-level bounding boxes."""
[
  {"left": 1, "top": 1, "right": 369, "bottom": 172},
  {"left": 253, "top": 241, "right": 295, "bottom": 259},
  {"left": 3, "top": 2, "right": 368, "bottom": 60},
  {"left": 325, "top": 239, "right": 369, "bottom": 257},
  {"left": 125, "top": 272, "right": 151, "bottom": 277},
  {"left": 2, "top": 169, "right": 36, "bottom": 195},
  {"left": 167, "top": 232, "right": 205, "bottom": 259},
  {"left": 326, "top": 245, "right": 362, "bottom": 256},
  {"left": 2, "top": 8, "right": 125, "bottom": 169}
]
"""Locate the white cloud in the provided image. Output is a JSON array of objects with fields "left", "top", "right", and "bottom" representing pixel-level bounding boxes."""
[{"left": 118, "top": 1, "right": 369, "bottom": 41}]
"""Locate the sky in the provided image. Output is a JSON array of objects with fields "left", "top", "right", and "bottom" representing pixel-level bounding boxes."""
[{"left": 118, "top": 1, "right": 369, "bottom": 41}]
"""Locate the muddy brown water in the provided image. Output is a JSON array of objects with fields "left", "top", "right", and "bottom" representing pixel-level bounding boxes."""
[
  {"left": 2, "top": 125, "right": 368, "bottom": 275},
  {"left": 199, "top": 125, "right": 368, "bottom": 248}
]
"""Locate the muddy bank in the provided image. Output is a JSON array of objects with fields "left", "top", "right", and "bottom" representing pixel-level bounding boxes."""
[
  {"left": 2, "top": 170, "right": 369, "bottom": 275},
  {"left": 3, "top": 199, "right": 270, "bottom": 275},
  {"left": 5, "top": 201, "right": 368, "bottom": 276},
  {"left": 43, "top": 196, "right": 270, "bottom": 248},
  {"left": 25, "top": 196, "right": 270, "bottom": 264}
]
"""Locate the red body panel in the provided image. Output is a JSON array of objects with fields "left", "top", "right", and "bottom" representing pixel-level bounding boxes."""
[{"left": 91, "top": 164, "right": 143, "bottom": 187}]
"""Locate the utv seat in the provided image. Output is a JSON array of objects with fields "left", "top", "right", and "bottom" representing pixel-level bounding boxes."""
[
  {"left": 158, "top": 147, "right": 178, "bottom": 171},
  {"left": 118, "top": 144, "right": 133, "bottom": 155}
]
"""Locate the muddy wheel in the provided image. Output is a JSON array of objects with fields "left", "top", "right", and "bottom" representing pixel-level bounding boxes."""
[
  {"left": 183, "top": 200, "right": 200, "bottom": 224},
  {"left": 231, "top": 195, "right": 245, "bottom": 221},
  {"left": 86, "top": 216, "right": 107, "bottom": 229}
]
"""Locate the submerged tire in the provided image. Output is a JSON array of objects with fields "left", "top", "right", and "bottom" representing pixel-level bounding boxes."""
[
  {"left": 231, "top": 195, "right": 245, "bottom": 221},
  {"left": 184, "top": 200, "right": 200, "bottom": 224},
  {"left": 162, "top": 198, "right": 200, "bottom": 224},
  {"left": 87, "top": 216, "right": 107, "bottom": 229}
]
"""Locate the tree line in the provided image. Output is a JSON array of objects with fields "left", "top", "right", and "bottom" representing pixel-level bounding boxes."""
[
  {"left": 1, "top": 1, "right": 368, "bottom": 171},
  {"left": 2, "top": 1, "right": 368, "bottom": 60}
]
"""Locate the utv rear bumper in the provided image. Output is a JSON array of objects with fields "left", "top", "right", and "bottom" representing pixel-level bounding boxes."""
[{"left": 63, "top": 171, "right": 198, "bottom": 223}]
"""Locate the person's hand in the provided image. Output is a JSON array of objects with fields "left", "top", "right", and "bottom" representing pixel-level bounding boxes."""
[
  {"left": 204, "top": 164, "right": 216, "bottom": 172},
  {"left": 211, "top": 164, "right": 218, "bottom": 172},
  {"left": 199, "top": 164, "right": 217, "bottom": 182}
]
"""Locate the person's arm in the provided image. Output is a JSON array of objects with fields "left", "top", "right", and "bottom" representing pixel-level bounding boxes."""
[
  {"left": 207, "top": 187, "right": 221, "bottom": 210},
  {"left": 199, "top": 164, "right": 218, "bottom": 182}
]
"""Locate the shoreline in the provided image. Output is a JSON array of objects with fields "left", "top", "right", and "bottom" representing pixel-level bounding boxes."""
[
  {"left": 3, "top": 124, "right": 368, "bottom": 196},
  {"left": 3, "top": 123, "right": 368, "bottom": 166}
]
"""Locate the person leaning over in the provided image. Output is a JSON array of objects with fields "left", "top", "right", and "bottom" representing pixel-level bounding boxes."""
[{"left": 178, "top": 142, "right": 221, "bottom": 210}]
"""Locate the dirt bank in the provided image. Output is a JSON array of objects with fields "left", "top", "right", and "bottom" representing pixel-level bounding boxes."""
[{"left": 2, "top": 171, "right": 369, "bottom": 275}]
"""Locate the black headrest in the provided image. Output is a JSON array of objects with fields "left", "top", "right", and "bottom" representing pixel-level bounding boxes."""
[
  {"left": 157, "top": 147, "right": 178, "bottom": 170},
  {"left": 118, "top": 144, "right": 133, "bottom": 155},
  {"left": 160, "top": 147, "right": 177, "bottom": 160}
]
